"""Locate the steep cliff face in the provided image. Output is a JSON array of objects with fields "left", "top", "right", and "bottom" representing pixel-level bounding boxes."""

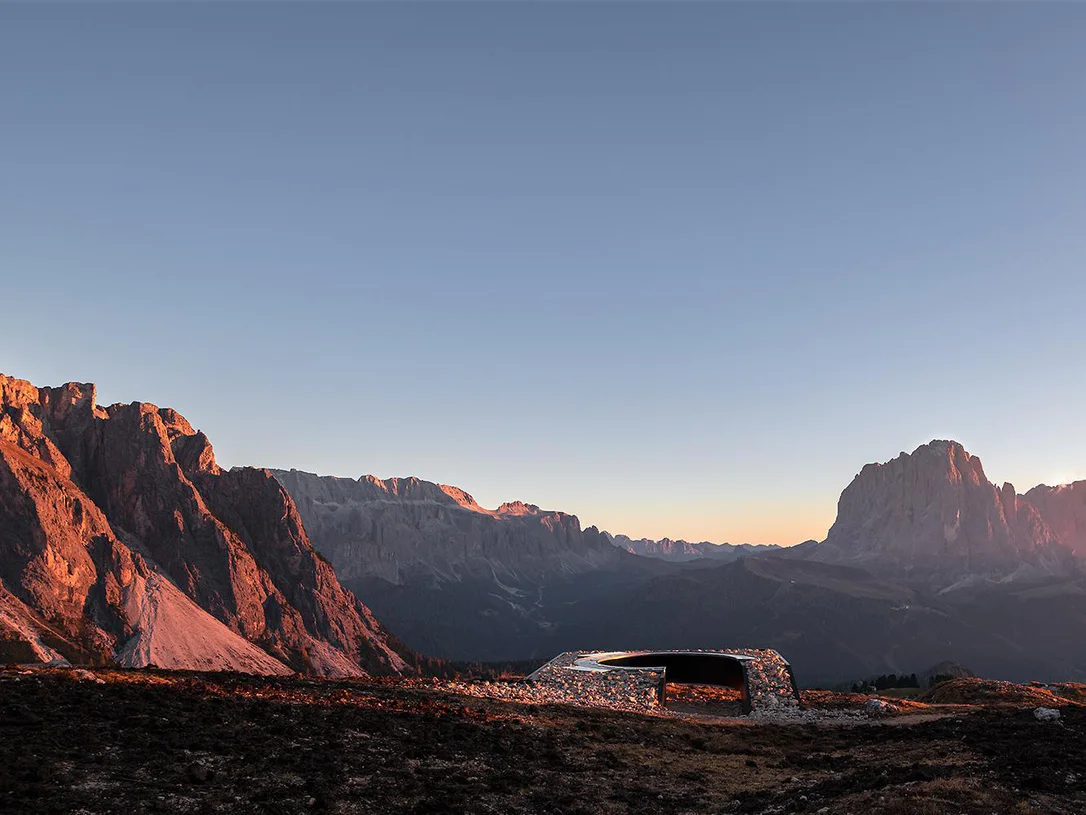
[
  {"left": 0, "top": 373, "right": 407, "bottom": 676},
  {"left": 810, "top": 440, "right": 1074, "bottom": 580},
  {"left": 0, "top": 434, "right": 290, "bottom": 673},
  {"left": 270, "top": 470, "right": 624, "bottom": 586},
  {"left": 1023, "top": 482, "right": 1086, "bottom": 557}
]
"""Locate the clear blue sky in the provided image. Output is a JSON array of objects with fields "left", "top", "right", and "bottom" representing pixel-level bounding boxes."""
[{"left": 3, "top": 3, "right": 1085, "bottom": 544}]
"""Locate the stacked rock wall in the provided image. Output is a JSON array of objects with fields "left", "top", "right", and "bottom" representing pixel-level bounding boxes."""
[
  {"left": 527, "top": 651, "right": 665, "bottom": 710},
  {"left": 723, "top": 648, "right": 802, "bottom": 711}
]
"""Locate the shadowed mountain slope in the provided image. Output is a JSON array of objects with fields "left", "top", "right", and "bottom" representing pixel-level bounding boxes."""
[{"left": 271, "top": 468, "right": 665, "bottom": 660}]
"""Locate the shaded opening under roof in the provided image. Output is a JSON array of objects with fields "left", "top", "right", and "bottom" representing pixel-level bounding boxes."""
[{"left": 596, "top": 651, "right": 747, "bottom": 694}]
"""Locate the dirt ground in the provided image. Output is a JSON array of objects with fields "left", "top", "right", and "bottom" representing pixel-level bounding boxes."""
[{"left": 1, "top": 668, "right": 1084, "bottom": 814}]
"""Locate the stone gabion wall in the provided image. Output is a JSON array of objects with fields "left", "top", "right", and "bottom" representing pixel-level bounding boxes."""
[
  {"left": 725, "top": 648, "right": 802, "bottom": 711},
  {"left": 526, "top": 649, "right": 801, "bottom": 714},
  {"left": 526, "top": 651, "right": 664, "bottom": 711}
]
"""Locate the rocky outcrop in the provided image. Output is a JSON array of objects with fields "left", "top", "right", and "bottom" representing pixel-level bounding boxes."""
[
  {"left": 0, "top": 373, "right": 408, "bottom": 676},
  {"left": 607, "top": 533, "right": 779, "bottom": 562},
  {"left": 807, "top": 440, "right": 1076, "bottom": 581}
]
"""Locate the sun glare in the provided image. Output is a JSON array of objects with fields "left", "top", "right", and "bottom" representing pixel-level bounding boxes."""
[{"left": 1045, "top": 473, "right": 1086, "bottom": 488}]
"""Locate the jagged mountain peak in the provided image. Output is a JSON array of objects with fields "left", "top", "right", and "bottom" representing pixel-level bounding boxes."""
[
  {"left": 606, "top": 532, "right": 781, "bottom": 563},
  {"left": 1023, "top": 480, "right": 1086, "bottom": 557},
  {"left": 863, "top": 439, "right": 987, "bottom": 482},
  {"left": 809, "top": 439, "right": 1073, "bottom": 581}
]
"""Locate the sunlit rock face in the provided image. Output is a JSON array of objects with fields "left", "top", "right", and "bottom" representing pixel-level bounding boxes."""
[
  {"left": 0, "top": 373, "right": 408, "bottom": 676},
  {"left": 1023, "top": 481, "right": 1086, "bottom": 558},
  {"left": 812, "top": 440, "right": 1076, "bottom": 581}
]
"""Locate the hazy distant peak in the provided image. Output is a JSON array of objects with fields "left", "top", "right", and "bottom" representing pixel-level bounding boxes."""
[
  {"left": 606, "top": 532, "right": 781, "bottom": 562},
  {"left": 812, "top": 438, "right": 1075, "bottom": 580}
]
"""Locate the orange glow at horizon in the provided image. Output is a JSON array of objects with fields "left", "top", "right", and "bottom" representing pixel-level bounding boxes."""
[{"left": 594, "top": 506, "right": 837, "bottom": 547}]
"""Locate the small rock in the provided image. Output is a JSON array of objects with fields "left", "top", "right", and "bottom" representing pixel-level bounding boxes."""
[
  {"left": 1034, "top": 707, "right": 1061, "bottom": 722},
  {"left": 864, "top": 698, "right": 893, "bottom": 715}
]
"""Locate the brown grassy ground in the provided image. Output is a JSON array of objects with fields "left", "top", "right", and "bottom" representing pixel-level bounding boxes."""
[
  {"left": 1, "top": 667, "right": 1084, "bottom": 814},
  {"left": 918, "top": 677, "right": 1086, "bottom": 707}
]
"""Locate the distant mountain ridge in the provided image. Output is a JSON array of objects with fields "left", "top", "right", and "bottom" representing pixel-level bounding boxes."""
[
  {"left": 6, "top": 372, "right": 1086, "bottom": 685},
  {"left": 270, "top": 468, "right": 673, "bottom": 660},
  {"left": 606, "top": 533, "right": 781, "bottom": 562}
]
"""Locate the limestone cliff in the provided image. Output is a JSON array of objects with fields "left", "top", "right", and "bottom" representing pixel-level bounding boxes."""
[
  {"left": 270, "top": 470, "right": 624, "bottom": 586},
  {"left": 0, "top": 373, "right": 407, "bottom": 676},
  {"left": 810, "top": 440, "right": 1076, "bottom": 581}
]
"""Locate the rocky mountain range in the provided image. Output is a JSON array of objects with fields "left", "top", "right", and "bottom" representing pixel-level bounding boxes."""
[
  {"left": 0, "top": 374, "right": 408, "bottom": 676},
  {"left": 4, "top": 371, "right": 1086, "bottom": 685},
  {"left": 269, "top": 468, "right": 656, "bottom": 659},
  {"left": 273, "top": 440, "right": 1086, "bottom": 682},
  {"left": 606, "top": 533, "right": 781, "bottom": 562}
]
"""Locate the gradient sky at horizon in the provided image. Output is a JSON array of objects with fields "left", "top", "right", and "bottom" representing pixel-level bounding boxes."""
[{"left": 4, "top": 3, "right": 1086, "bottom": 545}]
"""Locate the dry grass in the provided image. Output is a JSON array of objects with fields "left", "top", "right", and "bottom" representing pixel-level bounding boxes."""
[
  {"left": 918, "top": 677, "right": 1071, "bottom": 707},
  {"left": 2, "top": 667, "right": 1085, "bottom": 814}
]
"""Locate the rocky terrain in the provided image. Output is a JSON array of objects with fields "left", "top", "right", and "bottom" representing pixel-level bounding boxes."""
[
  {"left": 2, "top": 665, "right": 1084, "bottom": 814},
  {"left": 0, "top": 374, "right": 408, "bottom": 676}
]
